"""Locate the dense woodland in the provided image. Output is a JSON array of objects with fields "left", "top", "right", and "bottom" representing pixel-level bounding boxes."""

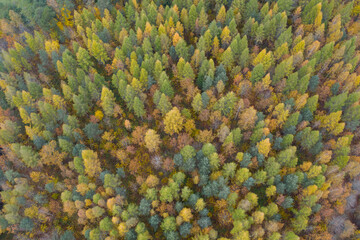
[{"left": 0, "top": 0, "right": 360, "bottom": 239}]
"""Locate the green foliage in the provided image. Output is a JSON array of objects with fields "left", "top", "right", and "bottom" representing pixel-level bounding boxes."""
[
  {"left": 0, "top": 1, "right": 358, "bottom": 239},
  {"left": 100, "top": 87, "right": 115, "bottom": 117}
]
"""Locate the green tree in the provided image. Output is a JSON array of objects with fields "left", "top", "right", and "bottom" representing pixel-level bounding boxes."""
[
  {"left": 62, "top": 50, "right": 77, "bottom": 75},
  {"left": 100, "top": 87, "right": 115, "bottom": 117},
  {"left": 250, "top": 64, "right": 265, "bottom": 83},
  {"left": 278, "top": 0, "right": 294, "bottom": 14},
  {"left": 221, "top": 47, "right": 234, "bottom": 70},
  {"left": 158, "top": 93, "right": 172, "bottom": 115},
  {"left": 19, "top": 145, "right": 39, "bottom": 168},
  {"left": 133, "top": 96, "right": 145, "bottom": 118},
  {"left": 0, "top": 120, "right": 20, "bottom": 144},
  {"left": 76, "top": 47, "right": 93, "bottom": 70},
  {"left": 189, "top": 5, "right": 197, "bottom": 31},
  {"left": 245, "top": 0, "right": 259, "bottom": 19},
  {"left": 325, "top": 92, "right": 348, "bottom": 112},
  {"left": 161, "top": 216, "right": 176, "bottom": 232},
  {"left": 214, "top": 92, "right": 237, "bottom": 117},
  {"left": 192, "top": 93, "right": 203, "bottom": 112},
  {"left": 88, "top": 36, "right": 109, "bottom": 64},
  {"left": 99, "top": 217, "right": 113, "bottom": 231},
  {"left": 240, "top": 47, "right": 250, "bottom": 68}
]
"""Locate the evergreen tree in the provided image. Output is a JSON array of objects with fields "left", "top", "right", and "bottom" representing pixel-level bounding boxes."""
[
  {"left": 133, "top": 96, "right": 145, "bottom": 118},
  {"left": 250, "top": 64, "right": 265, "bottom": 84},
  {"left": 100, "top": 87, "right": 115, "bottom": 117}
]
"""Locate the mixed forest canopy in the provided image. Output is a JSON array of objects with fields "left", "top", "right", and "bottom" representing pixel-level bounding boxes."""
[{"left": 0, "top": 0, "right": 360, "bottom": 239}]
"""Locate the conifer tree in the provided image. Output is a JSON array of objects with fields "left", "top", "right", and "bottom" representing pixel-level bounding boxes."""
[
  {"left": 164, "top": 107, "right": 184, "bottom": 135},
  {"left": 100, "top": 87, "right": 115, "bottom": 117},
  {"left": 133, "top": 96, "right": 145, "bottom": 118}
]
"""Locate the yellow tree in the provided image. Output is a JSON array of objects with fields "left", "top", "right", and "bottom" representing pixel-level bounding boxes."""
[
  {"left": 144, "top": 129, "right": 161, "bottom": 152},
  {"left": 257, "top": 138, "right": 271, "bottom": 157},
  {"left": 179, "top": 208, "right": 193, "bottom": 222},
  {"left": 216, "top": 5, "right": 226, "bottom": 24},
  {"left": 164, "top": 107, "right": 184, "bottom": 135},
  {"left": 319, "top": 111, "right": 345, "bottom": 136},
  {"left": 82, "top": 150, "right": 102, "bottom": 178}
]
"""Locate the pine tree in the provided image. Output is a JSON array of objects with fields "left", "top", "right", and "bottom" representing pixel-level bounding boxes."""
[
  {"left": 250, "top": 64, "right": 265, "bottom": 84},
  {"left": 221, "top": 47, "right": 234, "bottom": 71},
  {"left": 158, "top": 93, "right": 172, "bottom": 115},
  {"left": 277, "top": 0, "right": 294, "bottom": 14},
  {"left": 221, "top": 26, "right": 231, "bottom": 48},
  {"left": 100, "top": 87, "right": 115, "bottom": 117},
  {"left": 240, "top": 47, "right": 250, "bottom": 68},
  {"left": 189, "top": 5, "right": 197, "bottom": 31},
  {"left": 192, "top": 93, "right": 203, "bottom": 112},
  {"left": 88, "top": 37, "right": 109, "bottom": 64},
  {"left": 133, "top": 96, "right": 145, "bottom": 118},
  {"left": 245, "top": 0, "right": 259, "bottom": 20},
  {"left": 216, "top": 5, "right": 226, "bottom": 24},
  {"left": 76, "top": 47, "right": 93, "bottom": 70}
]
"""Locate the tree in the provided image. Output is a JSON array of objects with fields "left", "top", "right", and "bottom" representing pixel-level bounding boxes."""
[
  {"left": 216, "top": 5, "right": 226, "bottom": 24},
  {"left": 245, "top": 0, "right": 259, "bottom": 20},
  {"left": 82, "top": 150, "right": 101, "bottom": 178},
  {"left": 214, "top": 92, "right": 237, "bottom": 117},
  {"left": 133, "top": 97, "right": 145, "bottom": 118},
  {"left": 19, "top": 217, "right": 34, "bottom": 232},
  {"left": 250, "top": 64, "right": 265, "bottom": 83},
  {"left": 73, "top": 93, "right": 89, "bottom": 117},
  {"left": 158, "top": 93, "right": 172, "bottom": 115},
  {"left": 175, "top": 39, "right": 189, "bottom": 61},
  {"left": 253, "top": 49, "right": 273, "bottom": 71},
  {"left": 276, "top": 146, "right": 298, "bottom": 167},
  {"left": 221, "top": 47, "right": 234, "bottom": 71},
  {"left": 89, "top": 228, "right": 101, "bottom": 240},
  {"left": 257, "top": 138, "right": 271, "bottom": 157},
  {"left": 273, "top": 56, "right": 293, "bottom": 84},
  {"left": 19, "top": 145, "right": 39, "bottom": 168},
  {"left": 164, "top": 107, "right": 184, "bottom": 135},
  {"left": 62, "top": 50, "right": 77, "bottom": 75},
  {"left": 240, "top": 47, "right": 250, "bottom": 68},
  {"left": 192, "top": 93, "right": 203, "bottom": 112},
  {"left": 179, "top": 208, "right": 193, "bottom": 222},
  {"left": 160, "top": 79, "right": 174, "bottom": 98},
  {"left": 183, "top": 62, "right": 195, "bottom": 80},
  {"left": 144, "top": 129, "right": 161, "bottom": 152},
  {"left": 325, "top": 92, "right": 347, "bottom": 112},
  {"left": 100, "top": 87, "right": 115, "bottom": 117},
  {"left": 236, "top": 168, "right": 251, "bottom": 185},
  {"left": 189, "top": 5, "right": 197, "bottom": 31},
  {"left": 76, "top": 47, "right": 93, "bottom": 70},
  {"left": 39, "top": 140, "right": 66, "bottom": 166},
  {"left": 0, "top": 120, "right": 20, "bottom": 144},
  {"left": 99, "top": 217, "right": 113, "bottom": 231},
  {"left": 180, "top": 145, "right": 196, "bottom": 161},
  {"left": 319, "top": 111, "right": 345, "bottom": 135},
  {"left": 84, "top": 123, "right": 103, "bottom": 140},
  {"left": 88, "top": 37, "right": 109, "bottom": 64},
  {"left": 161, "top": 216, "right": 176, "bottom": 232},
  {"left": 327, "top": 15, "right": 343, "bottom": 43},
  {"left": 278, "top": 0, "right": 294, "bottom": 14}
]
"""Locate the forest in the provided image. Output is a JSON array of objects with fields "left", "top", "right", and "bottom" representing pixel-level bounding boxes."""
[{"left": 0, "top": 0, "right": 360, "bottom": 239}]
